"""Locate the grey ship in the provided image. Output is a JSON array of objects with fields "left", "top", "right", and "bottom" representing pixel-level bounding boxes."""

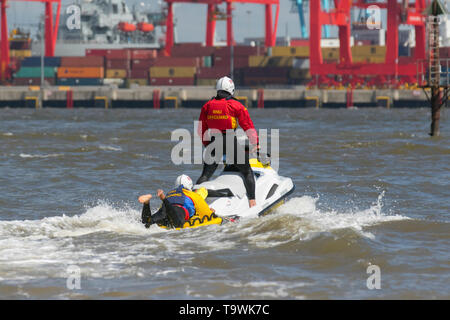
[{"left": 33, "top": 0, "right": 165, "bottom": 56}]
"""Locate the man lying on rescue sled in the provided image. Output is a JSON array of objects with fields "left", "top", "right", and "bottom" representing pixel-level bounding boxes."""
[{"left": 138, "top": 174, "right": 215, "bottom": 228}]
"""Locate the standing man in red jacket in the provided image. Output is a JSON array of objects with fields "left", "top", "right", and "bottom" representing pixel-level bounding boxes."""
[{"left": 197, "top": 76, "right": 259, "bottom": 208}]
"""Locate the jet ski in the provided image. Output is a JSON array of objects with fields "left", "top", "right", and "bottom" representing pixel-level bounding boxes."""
[{"left": 193, "top": 157, "right": 295, "bottom": 220}]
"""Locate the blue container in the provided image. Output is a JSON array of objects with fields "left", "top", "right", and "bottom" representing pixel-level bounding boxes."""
[
  {"left": 57, "top": 78, "right": 104, "bottom": 86},
  {"left": 21, "top": 57, "right": 61, "bottom": 67}
]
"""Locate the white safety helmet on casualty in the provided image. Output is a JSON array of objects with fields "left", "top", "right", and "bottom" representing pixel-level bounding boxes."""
[
  {"left": 174, "top": 174, "right": 193, "bottom": 191},
  {"left": 216, "top": 76, "right": 235, "bottom": 95}
]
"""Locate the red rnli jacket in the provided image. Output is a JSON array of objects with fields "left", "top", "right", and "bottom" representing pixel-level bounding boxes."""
[{"left": 198, "top": 97, "right": 258, "bottom": 146}]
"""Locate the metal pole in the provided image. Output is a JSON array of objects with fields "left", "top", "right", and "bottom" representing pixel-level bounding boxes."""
[{"left": 40, "top": 20, "right": 44, "bottom": 109}]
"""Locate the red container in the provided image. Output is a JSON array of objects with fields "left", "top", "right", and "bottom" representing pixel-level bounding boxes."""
[
  {"left": 85, "top": 49, "right": 108, "bottom": 57},
  {"left": 290, "top": 39, "right": 309, "bottom": 47},
  {"left": 105, "top": 49, "right": 131, "bottom": 60},
  {"left": 130, "top": 49, "right": 157, "bottom": 60},
  {"left": 196, "top": 67, "right": 231, "bottom": 79},
  {"left": 171, "top": 45, "right": 215, "bottom": 57},
  {"left": 240, "top": 67, "right": 291, "bottom": 78},
  {"left": 132, "top": 59, "right": 156, "bottom": 69},
  {"left": 214, "top": 46, "right": 259, "bottom": 57},
  {"left": 153, "top": 57, "right": 200, "bottom": 67},
  {"left": 106, "top": 59, "right": 130, "bottom": 69},
  {"left": 214, "top": 56, "right": 249, "bottom": 68},
  {"left": 439, "top": 47, "right": 450, "bottom": 58},
  {"left": 149, "top": 77, "right": 195, "bottom": 86},
  {"left": 130, "top": 69, "right": 149, "bottom": 79},
  {"left": 61, "top": 56, "right": 104, "bottom": 67}
]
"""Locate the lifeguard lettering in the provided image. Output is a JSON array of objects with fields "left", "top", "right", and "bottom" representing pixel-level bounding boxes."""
[{"left": 207, "top": 115, "right": 229, "bottom": 120}]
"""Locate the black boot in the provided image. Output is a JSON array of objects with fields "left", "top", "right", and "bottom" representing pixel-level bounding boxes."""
[{"left": 141, "top": 203, "right": 152, "bottom": 228}]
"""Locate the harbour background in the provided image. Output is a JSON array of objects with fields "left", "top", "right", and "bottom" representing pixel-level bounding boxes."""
[{"left": 0, "top": 107, "right": 449, "bottom": 299}]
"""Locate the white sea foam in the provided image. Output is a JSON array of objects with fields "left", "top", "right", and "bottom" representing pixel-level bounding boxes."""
[
  {"left": 19, "top": 153, "right": 64, "bottom": 159},
  {"left": 0, "top": 193, "right": 410, "bottom": 282},
  {"left": 99, "top": 145, "right": 122, "bottom": 152}
]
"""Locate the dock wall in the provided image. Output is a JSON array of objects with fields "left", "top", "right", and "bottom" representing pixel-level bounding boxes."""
[{"left": 0, "top": 86, "right": 429, "bottom": 109}]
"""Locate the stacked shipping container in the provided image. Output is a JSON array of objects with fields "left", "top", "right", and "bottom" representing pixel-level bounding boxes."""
[
  {"left": 10, "top": 43, "right": 437, "bottom": 88},
  {"left": 57, "top": 56, "right": 105, "bottom": 85}
]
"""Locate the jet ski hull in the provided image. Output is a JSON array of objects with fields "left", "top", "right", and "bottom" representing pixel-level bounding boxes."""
[{"left": 194, "top": 159, "right": 295, "bottom": 220}]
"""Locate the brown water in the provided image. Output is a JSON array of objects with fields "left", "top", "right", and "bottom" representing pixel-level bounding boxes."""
[{"left": 0, "top": 107, "right": 449, "bottom": 299}]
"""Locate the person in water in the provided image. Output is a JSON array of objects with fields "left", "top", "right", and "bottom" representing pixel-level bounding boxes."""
[
  {"left": 197, "top": 76, "right": 259, "bottom": 208},
  {"left": 139, "top": 174, "right": 214, "bottom": 228}
]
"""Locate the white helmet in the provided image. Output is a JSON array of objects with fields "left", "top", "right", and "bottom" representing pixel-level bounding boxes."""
[
  {"left": 175, "top": 174, "right": 193, "bottom": 191},
  {"left": 216, "top": 76, "right": 235, "bottom": 95}
]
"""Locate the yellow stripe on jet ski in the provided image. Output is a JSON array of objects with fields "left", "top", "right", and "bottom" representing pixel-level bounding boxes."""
[{"left": 249, "top": 158, "right": 272, "bottom": 169}]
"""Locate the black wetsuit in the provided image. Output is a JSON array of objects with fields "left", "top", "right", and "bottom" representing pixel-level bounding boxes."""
[{"left": 141, "top": 198, "right": 186, "bottom": 228}]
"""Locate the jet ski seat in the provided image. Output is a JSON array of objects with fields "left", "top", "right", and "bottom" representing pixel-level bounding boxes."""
[{"left": 194, "top": 172, "right": 247, "bottom": 199}]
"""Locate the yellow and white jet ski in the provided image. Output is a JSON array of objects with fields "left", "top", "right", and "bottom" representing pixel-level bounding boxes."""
[{"left": 194, "top": 158, "right": 295, "bottom": 220}]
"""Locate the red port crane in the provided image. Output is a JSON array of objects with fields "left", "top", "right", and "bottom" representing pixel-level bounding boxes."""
[
  {"left": 0, "top": 0, "right": 61, "bottom": 82},
  {"left": 309, "top": 0, "right": 428, "bottom": 88},
  {"left": 163, "top": 0, "right": 280, "bottom": 56}
]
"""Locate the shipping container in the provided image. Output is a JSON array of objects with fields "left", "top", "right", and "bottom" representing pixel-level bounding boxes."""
[
  {"left": 129, "top": 69, "right": 149, "bottom": 79},
  {"left": 248, "top": 56, "right": 294, "bottom": 67},
  {"left": 10, "top": 50, "right": 32, "bottom": 59},
  {"left": 240, "top": 67, "right": 291, "bottom": 78},
  {"left": 271, "top": 46, "right": 309, "bottom": 57},
  {"left": 130, "top": 49, "right": 157, "bottom": 60},
  {"left": 351, "top": 45, "right": 386, "bottom": 57},
  {"left": 353, "top": 56, "right": 385, "bottom": 63},
  {"left": 131, "top": 59, "right": 156, "bottom": 69},
  {"left": 202, "top": 56, "right": 213, "bottom": 67},
  {"left": 106, "top": 59, "right": 130, "bottom": 69},
  {"left": 56, "top": 78, "right": 104, "bottom": 86},
  {"left": 439, "top": 47, "right": 450, "bottom": 58},
  {"left": 153, "top": 57, "right": 200, "bottom": 67},
  {"left": 289, "top": 69, "right": 311, "bottom": 80},
  {"left": 213, "top": 56, "right": 249, "bottom": 68},
  {"left": 106, "top": 69, "right": 127, "bottom": 78},
  {"left": 149, "top": 66, "right": 196, "bottom": 78},
  {"left": 21, "top": 57, "right": 61, "bottom": 67},
  {"left": 214, "top": 46, "right": 260, "bottom": 57},
  {"left": 196, "top": 66, "right": 231, "bottom": 79},
  {"left": 171, "top": 45, "right": 215, "bottom": 57},
  {"left": 321, "top": 48, "right": 340, "bottom": 60},
  {"left": 149, "top": 77, "right": 195, "bottom": 85},
  {"left": 12, "top": 77, "right": 55, "bottom": 86},
  {"left": 15, "top": 66, "right": 56, "bottom": 78},
  {"left": 126, "top": 79, "right": 148, "bottom": 87},
  {"left": 61, "top": 56, "right": 105, "bottom": 67},
  {"left": 196, "top": 78, "right": 216, "bottom": 86},
  {"left": 57, "top": 67, "right": 104, "bottom": 78},
  {"left": 105, "top": 49, "right": 131, "bottom": 60},
  {"left": 289, "top": 39, "right": 309, "bottom": 47},
  {"left": 86, "top": 49, "right": 108, "bottom": 57},
  {"left": 293, "top": 58, "right": 310, "bottom": 69},
  {"left": 9, "top": 40, "right": 31, "bottom": 50},
  {"left": 103, "top": 78, "right": 124, "bottom": 86}
]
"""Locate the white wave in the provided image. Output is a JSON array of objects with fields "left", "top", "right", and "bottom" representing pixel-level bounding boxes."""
[
  {"left": 99, "top": 145, "right": 122, "bottom": 152},
  {"left": 0, "top": 192, "right": 410, "bottom": 282},
  {"left": 240, "top": 192, "right": 409, "bottom": 247},
  {"left": 2, "top": 132, "right": 13, "bottom": 136},
  {"left": 19, "top": 153, "right": 64, "bottom": 159}
]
